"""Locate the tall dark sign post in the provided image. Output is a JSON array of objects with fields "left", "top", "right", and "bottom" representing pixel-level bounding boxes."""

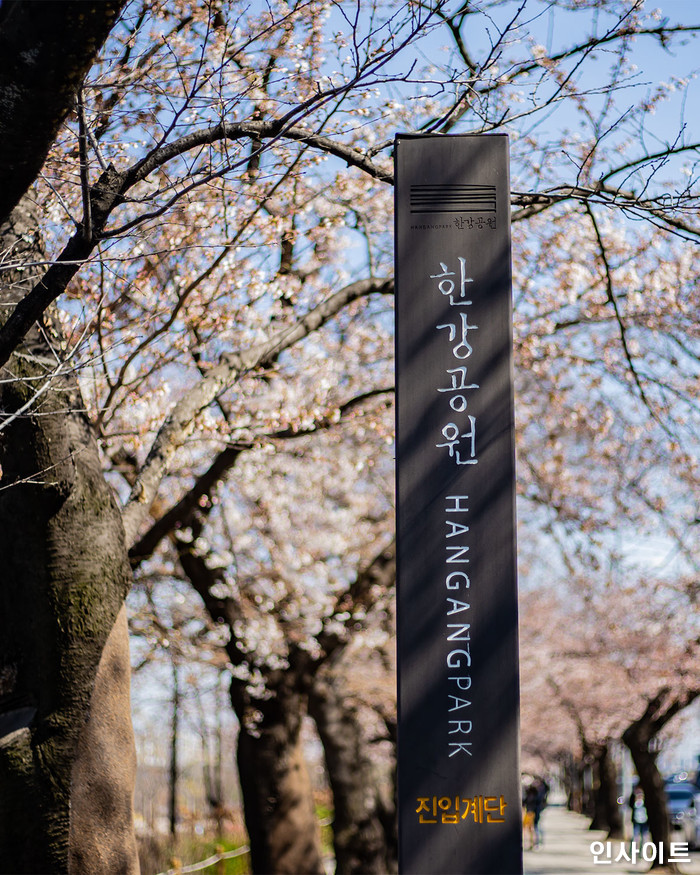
[{"left": 395, "top": 135, "right": 522, "bottom": 875}]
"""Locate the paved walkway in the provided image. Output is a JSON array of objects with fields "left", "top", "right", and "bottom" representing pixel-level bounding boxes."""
[{"left": 524, "top": 805, "right": 700, "bottom": 874}]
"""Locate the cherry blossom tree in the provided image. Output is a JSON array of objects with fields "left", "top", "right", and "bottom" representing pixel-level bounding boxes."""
[
  {"left": 519, "top": 543, "right": 699, "bottom": 860},
  {"left": 0, "top": 200, "right": 140, "bottom": 873},
  {"left": 309, "top": 649, "right": 398, "bottom": 875},
  {"left": 521, "top": 586, "right": 634, "bottom": 834},
  {"left": 164, "top": 416, "right": 396, "bottom": 873}
]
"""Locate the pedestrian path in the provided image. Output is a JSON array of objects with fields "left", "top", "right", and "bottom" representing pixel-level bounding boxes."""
[{"left": 524, "top": 804, "right": 700, "bottom": 874}]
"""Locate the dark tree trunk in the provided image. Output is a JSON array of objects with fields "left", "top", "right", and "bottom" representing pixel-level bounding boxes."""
[
  {"left": 562, "top": 752, "right": 580, "bottom": 813},
  {"left": 176, "top": 531, "right": 325, "bottom": 875},
  {"left": 589, "top": 744, "right": 623, "bottom": 839},
  {"left": 176, "top": 529, "right": 398, "bottom": 875},
  {"left": 624, "top": 735, "right": 670, "bottom": 861},
  {"left": 232, "top": 682, "right": 324, "bottom": 875},
  {"left": 622, "top": 688, "right": 700, "bottom": 872},
  {"left": 600, "top": 746, "right": 624, "bottom": 840},
  {"left": 623, "top": 726, "right": 672, "bottom": 869},
  {"left": 308, "top": 672, "right": 390, "bottom": 875},
  {"left": 589, "top": 747, "right": 607, "bottom": 831},
  {"left": 0, "top": 200, "right": 139, "bottom": 873},
  {"left": 579, "top": 755, "right": 595, "bottom": 819},
  {"left": 379, "top": 715, "right": 398, "bottom": 871},
  {"left": 0, "top": 0, "right": 126, "bottom": 224}
]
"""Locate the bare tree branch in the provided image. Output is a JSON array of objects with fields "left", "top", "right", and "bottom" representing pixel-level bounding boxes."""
[
  {"left": 585, "top": 202, "right": 665, "bottom": 429},
  {"left": 512, "top": 179, "right": 700, "bottom": 241}
]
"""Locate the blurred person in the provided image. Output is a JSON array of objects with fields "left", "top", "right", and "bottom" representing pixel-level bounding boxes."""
[
  {"left": 523, "top": 782, "right": 539, "bottom": 850},
  {"left": 533, "top": 777, "right": 549, "bottom": 848},
  {"left": 629, "top": 784, "right": 648, "bottom": 847}
]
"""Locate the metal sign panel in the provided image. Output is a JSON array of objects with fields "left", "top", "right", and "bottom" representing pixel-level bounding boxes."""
[{"left": 395, "top": 134, "right": 522, "bottom": 875}]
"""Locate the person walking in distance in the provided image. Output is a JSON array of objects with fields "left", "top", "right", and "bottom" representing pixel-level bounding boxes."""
[
  {"left": 629, "top": 784, "right": 649, "bottom": 848},
  {"left": 533, "top": 777, "right": 549, "bottom": 848},
  {"left": 523, "top": 782, "right": 539, "bottom": 850}
]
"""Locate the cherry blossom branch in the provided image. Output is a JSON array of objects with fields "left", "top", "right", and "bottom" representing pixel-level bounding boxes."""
[
  {"left": 121, "top": 276, "right": 393, "bottom": 547},
  {"left": 584, "top": 203, "right": 676, "bottom": 439},
  {"left": 0, "top": 129, "right": 694, "bottom": 371},
  {"left": 546, "top": 675, "right": 592, "bottom": 751},
  {"left": 0, "top": 0, "right": 427, "bottom": 364},
  {"left": 426, "top": 2, "right": 700, "bottom": 138},
  {"left": 172, "top": 533, "right": 248, "bottom": 666},
  {"left": 0, "top": 120, "right": 393, "bottom": 370},
  {"left": 625, "top": 686, "right": 700, "bottom": 742},
  {"left": 106, "top": 121, "right": 393, "bottom": 238},
  {"left": 128, "top": 385, "right": 393, "bottom": 566},
  {"left": 512, "top": 179, "right": 700, "bottom": 241},
  {"left": 128, "top": 445, "right": 245, "bottom": 567},
  {"left": 172, "top": 503, "right": 395, "bottom": 684},
  {"left": 316, "top": 538, "right": 396, "bottom": 661}
]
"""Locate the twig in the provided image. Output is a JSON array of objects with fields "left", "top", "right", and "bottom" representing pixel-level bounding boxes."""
[{"left": 76, "top": 89, "right": 93, "bottom": 242}]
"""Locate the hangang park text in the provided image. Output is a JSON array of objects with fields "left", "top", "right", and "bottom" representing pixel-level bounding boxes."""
[{"left": 396, "top": 135, "right": 521, "bottom": 875}]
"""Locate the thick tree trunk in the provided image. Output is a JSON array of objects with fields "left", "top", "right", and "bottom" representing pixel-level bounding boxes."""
[
  {"left": 621, "top": 688, "right": 700, "bottom": 873},
  {"left": 589, "top": 746, "right": 607, "bottom": 831},
  {"left": 623, "top": 725, "right": 672, "bottom": 869},
  {"left": 589, "top": 744, "right": 624, "bottom": 839},
  {"left": 0, "top": 0, "right": 126, "bottom": 224},
  {"left": 176, "top": 529, "right": 324, "bottom": 875},
  {"left": 176, "top": 528, "right": 398, "bottom": 875},
  {"left": 68, "top": 606, "right": 139, "bottom": 873},
  {"left": 0, "top": 200, "right": 139, "bottom": 873},
  {"left": 600, "top": 746, "right": 624, "bottom": 840},
  {"left": 232, "top": 683, "right": 323, "bottom": 875},
  {"left": 308, "top": 672, "right": 390, "bottom": 875}
]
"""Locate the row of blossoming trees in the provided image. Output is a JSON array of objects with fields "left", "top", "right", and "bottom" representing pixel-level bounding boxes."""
[{"left": 0, "top": 0, "right": 698, "bottom": 873}]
